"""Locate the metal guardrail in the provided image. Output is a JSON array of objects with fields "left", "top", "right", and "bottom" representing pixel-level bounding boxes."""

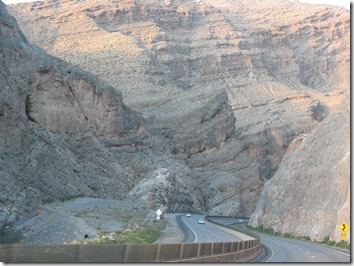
[
  {"left": 205, "top": 215, "right": 260, "bottom": 239},
  {"left": 0, "top": 216, "right": 261, "bottom": 263},
  {"left": 0, "top": 240, "right": 260, "bottom": 262}
]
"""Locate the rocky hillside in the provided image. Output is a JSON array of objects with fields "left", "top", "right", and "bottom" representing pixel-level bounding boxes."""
[
  {"left": 8, "top": 0, "right": 349, "bottom": 178},
  {"left": 1, "top": 0, "right": 350, "bottom": 242},
  {"left": 249, "top": 99, "right": 350, "bottom": 242},
  {"left": 0, "top": 0, "right": 240, "bottom": 229},
  {"left": 0, "top": 0, "right": 145, "bottom": 226}
]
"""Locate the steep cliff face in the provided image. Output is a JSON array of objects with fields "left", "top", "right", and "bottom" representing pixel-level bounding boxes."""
[
  {"left": 249, "top": 96, "right": 350, "bottom": 242},
  {"left": 0, "top": 0, "right": 240, "bottom": 228},
  {"left": 0, "top": 1, "right": 146, "bottom": 226},
  {"left": 8, "top": 0, "right": 349, "bottom": 185}
]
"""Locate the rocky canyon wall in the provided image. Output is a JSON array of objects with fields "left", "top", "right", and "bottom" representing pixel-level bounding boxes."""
[
  {"left": 249, "top": 96, "right": 350, "bottom": 242},
  {"left": 8, "top": 0, "right": 349, "bottom": 184},
  {"left": 0, "top": 0, "right": 239, "bottom": 228},
  {"left": 1, "top": 0, "right": 350, "bottom": 240},
  {"left": 0, "top": 1, "right": 145, "bottom": 226}
]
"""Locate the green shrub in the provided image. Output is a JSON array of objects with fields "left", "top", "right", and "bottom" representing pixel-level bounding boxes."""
[
  {"left": 245, "top": 225, "right": 254, "bottom": 230},
  {"left": 67, "top": 220, "right": 167, "bottom": 245},
  {"left": 59, "top": 194, "right": 85, "bottom": 202},
  {"left": 283, "top": 233, "right": 292, "bottom": 238},
  {"left": 264, "top": 227, "right": 274, "bottom": 234},
  {"left": 327, "top": 240, "right": 336, "bottom": 246},
  {"left": 255, "top": 225, "right": 264, "bottom": 232},
  {"left": 302, "top": 236, "right": 311, "bottom": 241},
  {"left": 321, "top": 236, "right": 330, "bottom": 244},
  {"left": 0, "top": 225, "right": 24, "bottom": 244},
  {"left": 335, "top": 240, "right": 350, "bottom": 249},
  {"left": 239, "top": 224, "right": 350, "bottom": 250}
]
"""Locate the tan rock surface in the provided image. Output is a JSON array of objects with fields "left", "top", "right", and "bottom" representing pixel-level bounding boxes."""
[
  {"left": 249, "top": 103, "right": 350, "bottom": 242},
  {"left": 8, "top": 0, "right": 349, "bottom": 170},
  {"left": 0, "top": 0, "right": 350, "bottom": 243}
]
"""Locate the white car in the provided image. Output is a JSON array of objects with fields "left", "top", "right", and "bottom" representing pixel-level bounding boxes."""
[
  {"left": 186, "top": 213, "right": 191, "bottom": 217},
  {"left": 198, "top": 219, "right": 205, "bottom": 224}
]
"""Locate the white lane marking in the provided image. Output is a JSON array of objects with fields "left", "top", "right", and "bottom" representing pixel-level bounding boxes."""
[
  {"left": 264, "top": 233, "right": 350, "bottom": 258},
  {"left": 279, "top": 236, "right": 351, "bottom": 257},
  {"left": 181, "top": 216, "right": 198, "bottom": 243},
  {"left": 312, "top": 256, "right": 316, "bottom": 258},
  {"left": 311, "top": 245, "right": 351, "bottom": 257},
  {"left": 306, "top": 251, "right": 310, "bottom": 254}
]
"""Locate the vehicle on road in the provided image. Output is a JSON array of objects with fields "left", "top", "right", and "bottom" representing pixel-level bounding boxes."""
[
  {"left": 198, "top": 219, "right": 205, "bottom": 224},
  {"left": 186, "top": 213, "right": 191, "bottom": 217}
]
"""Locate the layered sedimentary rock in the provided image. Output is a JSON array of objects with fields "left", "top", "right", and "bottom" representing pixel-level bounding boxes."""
[
  {"left": 8, "top": 0, "right": 349, "bottom": 181},
  {"left": 0, "top": 1, "right": 145, "bottom": 226},
  {"left": 2, "top": 0, "right": 350, "bottom": 241},
  {"left": 0, "top": 0, "right": 237, "bottom": 227}
]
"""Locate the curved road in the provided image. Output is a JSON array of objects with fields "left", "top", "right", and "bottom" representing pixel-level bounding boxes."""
[
  {"left": 260, "top": 233, "right": 350, "bottom": 263},
  {"left": 209, "top": 217, "right": 350, "bottom": 262},
  {"left": 177, "top": 214, "right": 241, "bottom": 243}
]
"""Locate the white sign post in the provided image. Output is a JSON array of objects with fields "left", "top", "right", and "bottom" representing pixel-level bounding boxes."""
[{"left": 156, "top": 208, "right": 163, "bottom": 220}]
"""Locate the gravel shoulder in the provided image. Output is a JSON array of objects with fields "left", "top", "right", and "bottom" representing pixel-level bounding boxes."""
[
  {"left": 154, "top": 213, "right": 184, "bottom": 243},
  {"left": 11, "top": 198, "right": 184, "bottom": 245}
]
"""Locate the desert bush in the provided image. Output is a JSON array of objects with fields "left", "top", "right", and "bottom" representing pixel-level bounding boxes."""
[
  {"left": 283, "top": 233, "right": 292, "bottom": 238},
  {"left": 0, "top": 225, "right": 24, "bottom": 244}
]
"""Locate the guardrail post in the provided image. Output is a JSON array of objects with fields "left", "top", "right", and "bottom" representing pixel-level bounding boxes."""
[
  {"left": 123, "top": 244, "right": 130, "bottom": 262},
  {"left": 155, "top": 243, "right": 161, "bottom": 262},
  {"left": 197, "top": 243, "right": 201, "bottom": 258},
  {"left": 78, "top": 244, "right": 83, "bottom": 262},
  {"left": 179, "top": 243, "right": 184, "bottom": 260},
  {"left": 211, "top": 242, "right": 214, "bottom": 256}
]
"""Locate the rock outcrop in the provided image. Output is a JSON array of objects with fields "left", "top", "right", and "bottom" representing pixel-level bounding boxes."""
[
  {"left": 0, "top": 1, "right": 146, "bottom": 226},
  {"left": 249, "top": 98, "right": 350, "bottom": 242},
  {"left": 1, "top": 0, "right": 350, "bottom": 242},
  {"left": 8, "top": 0, "right": 349, "bottom": 183},
  {"left": 0, "top": 0, "right": 237, "bottom": 228}
]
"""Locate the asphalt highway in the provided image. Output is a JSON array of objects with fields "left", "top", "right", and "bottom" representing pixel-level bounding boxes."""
[
  {"left": 208, "top": 217, "right": 351, "bottom": 262},
  {"left": 260, "top": 233, "right": 351, "bottom": 262},
  {"left": 177, "top": 214, "right": 242, "bottom": 243},
  {"left": 178, "top": 215, "right": 350, "bottom": 262}
]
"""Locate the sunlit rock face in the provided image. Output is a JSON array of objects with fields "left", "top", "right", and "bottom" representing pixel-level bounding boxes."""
[
  {"left": 8, "top": 0, "right": 349, "bottom": 179},
  {"left": 249, "top": 100, "right": 350, "bottom": 242},
  {"left": 1, "top": 0, "right": 350, "bottom": 236}
]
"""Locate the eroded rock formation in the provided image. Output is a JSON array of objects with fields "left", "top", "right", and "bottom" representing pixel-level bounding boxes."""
[
  {"left": 1, "top": 0, "right": 350, "bottom": 242},
  {"left": 0, "top": 1, "right": 236, "bottom": 227},
  {"left": 8, "top": 0, "right": 349, "bottom": 182},
  {"left": 249, "top": 96, "right": 350, "bottom": 242},
  {"left": 0, "top": 1, "right": 143, "bottom": 226}
]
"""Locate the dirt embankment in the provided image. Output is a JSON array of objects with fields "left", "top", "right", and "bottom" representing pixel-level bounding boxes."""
[{"left": 8, "top": 198, "right": 182, "bottom": 245}]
